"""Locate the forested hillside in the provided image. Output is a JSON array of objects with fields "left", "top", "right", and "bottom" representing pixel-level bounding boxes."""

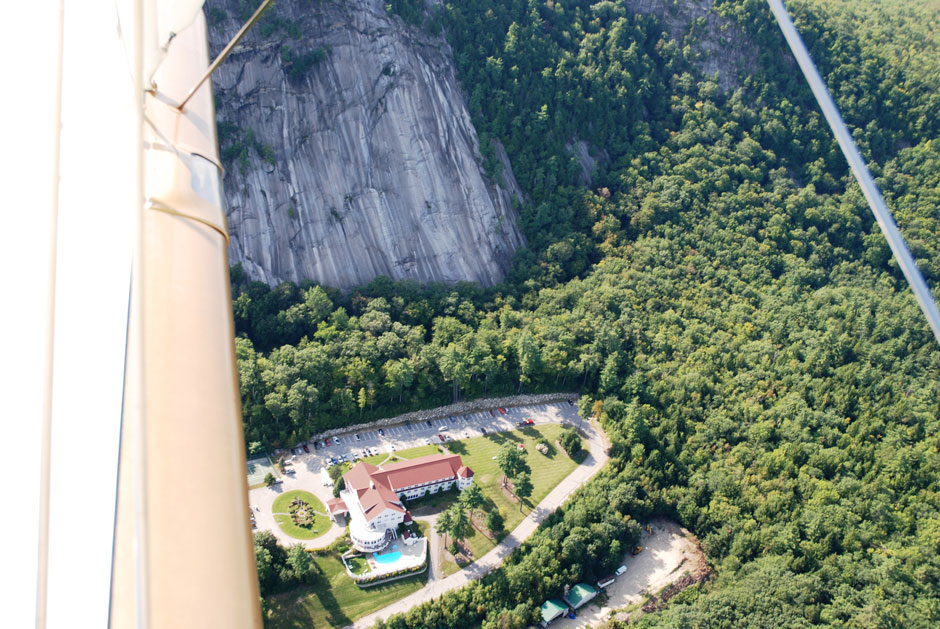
[{"left": 232, "top": 0, "right": 940, "bottom": 626}]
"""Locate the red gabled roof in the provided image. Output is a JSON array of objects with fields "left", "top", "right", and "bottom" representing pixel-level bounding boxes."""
[
  {"left": 358, "top": 484, "right": 405, "bottom": 522},
  {"left": 342, "top": 453, "right": 469, "bottom": 521},
  {"left": 343, "top": 462, "right": 380, "bottom": 492},
  {"left": 327, "top": 497, "right": 348, "bottom": 514},
  {"left": 371, "top": 453, "right": 464, "bottom": 491}
]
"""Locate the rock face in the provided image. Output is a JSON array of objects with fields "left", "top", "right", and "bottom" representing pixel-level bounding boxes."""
[
  {"left": 206, "top": 0, "right": 525, "bottom": 288},
  {"left": 624, "top": 0, "right": 758, "bottom": 93}
]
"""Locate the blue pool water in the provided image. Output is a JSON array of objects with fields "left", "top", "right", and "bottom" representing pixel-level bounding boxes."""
[{"left": 374, "top": 545, "right": 401, "bottom": 564}]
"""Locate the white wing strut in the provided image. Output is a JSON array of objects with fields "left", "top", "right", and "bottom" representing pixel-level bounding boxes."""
[{"left": 767, "top": 0, "right": 940, "bottom": 348}]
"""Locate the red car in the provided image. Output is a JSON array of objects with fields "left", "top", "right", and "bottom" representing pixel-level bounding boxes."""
[
  {"left": 438, "top": 434, "right": 445, "bottom": 441},
  {"left": 302, "top": 443, "right": 310, "bottom": 453},
  {"left": 498, "top": 408, "right": 506, "bottom": 415},
  {"left": 525, "top": 419, "right": 535, "bottom": 425},
  {"left": 325, "top": 437, "right": 331, "bottom": 446}
]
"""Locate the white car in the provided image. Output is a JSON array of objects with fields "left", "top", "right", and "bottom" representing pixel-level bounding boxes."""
[
  {"left": 424, "top": 438, "right": 431, "bottom": 445},
  {"left": 615, "top": 565, "right": 627, "bottom": 576}
]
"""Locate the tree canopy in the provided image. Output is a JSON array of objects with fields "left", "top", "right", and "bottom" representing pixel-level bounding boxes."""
[{"left": 235, "top": 0, "right": 940, "bottom": 626}]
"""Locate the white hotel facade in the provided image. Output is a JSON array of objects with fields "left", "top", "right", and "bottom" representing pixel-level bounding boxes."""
[{"left": 329, "top": 453, "right": 474, "bottom": 552}]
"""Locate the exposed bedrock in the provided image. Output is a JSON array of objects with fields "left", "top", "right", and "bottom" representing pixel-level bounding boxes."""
[{"left": 207, "top": 0, "right": 525, "bottom": 288}]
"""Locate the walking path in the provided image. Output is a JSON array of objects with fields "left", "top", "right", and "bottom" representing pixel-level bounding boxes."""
[
  {"left": 415, "top": 512, "right": 442, "bottom": 581},
  {"left": 350, "top": 415, "right": 609, "bottom": 628}
]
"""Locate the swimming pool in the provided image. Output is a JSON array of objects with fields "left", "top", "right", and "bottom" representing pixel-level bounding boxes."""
[{"left": 373, "top": 544, "right": 402, "bottom": 564}]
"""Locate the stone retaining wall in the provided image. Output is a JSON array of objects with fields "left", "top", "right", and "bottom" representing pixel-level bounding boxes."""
[{"left": 312, "top": 392, "right": 579, "bottom": 441}]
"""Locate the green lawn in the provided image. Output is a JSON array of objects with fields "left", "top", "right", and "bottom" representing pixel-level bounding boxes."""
[
  {"left": 265, "top": 552, "right": 427, "bottom": 628},
  {"left": 362, "top": 452, "right": 392, "bottom": 466},
  {"left": 360, "top": 444, "right": 442, "bottom": 466},
  {"left": 395, "top": 443, "right": 444, "bottom": 459},
  {"left": 346, "top": 555, "right": 369, "bottom": 575},
  {"left": 272, "top": 490, "right": 330, "bottom": 540},
  {"left": 439, "top": 424, "right": 580, "bottom": 571}
]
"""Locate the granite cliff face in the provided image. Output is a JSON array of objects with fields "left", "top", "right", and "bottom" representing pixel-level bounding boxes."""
[{"left": 206, "top": 0, "right": 525, "bottom": 288}]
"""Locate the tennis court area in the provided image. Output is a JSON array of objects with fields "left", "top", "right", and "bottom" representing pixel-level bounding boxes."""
[{"left": 247, "top": 455, "right": 276, "bottom": 486}]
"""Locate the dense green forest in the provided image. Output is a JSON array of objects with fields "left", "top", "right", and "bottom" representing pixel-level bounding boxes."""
[{"left": 231, "top": 0, "right": 940, "bottom": 626}]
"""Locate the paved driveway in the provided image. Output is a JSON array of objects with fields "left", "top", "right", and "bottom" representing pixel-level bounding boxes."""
[
  {"left": 248, "top": 400, "right": 597, "bottom": 557},
  {"left": 248, "top": 469, "right": 347, "bottom": 550},
  {"left": 349, "top": 407, "right": 609, "bottom": 628}
]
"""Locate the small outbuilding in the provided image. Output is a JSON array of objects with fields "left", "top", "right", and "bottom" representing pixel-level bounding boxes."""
[
  {"left": 563, "top": 583, "right": 598, "bottom": 610},
  {"left": 327, "top": 497, "right": 348, "bottom": 522},
  {"left": 540, "top": 599, "right": 569, "bottom": 627}
]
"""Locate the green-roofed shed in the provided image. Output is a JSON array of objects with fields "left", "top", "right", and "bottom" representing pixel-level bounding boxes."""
[
  {"left": 563, "top": 583, "right": 598, "bottom": 609},
  {"left": 540, "top": 599, "right": 568, "bottom": 627}
]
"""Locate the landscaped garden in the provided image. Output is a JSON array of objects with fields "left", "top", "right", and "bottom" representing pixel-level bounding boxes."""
[
  {"left": 264, "top": 550, "right": 427, "bottom": 628},
  {"left": 346, "top": 555, "right": 370, "bottom": 575},
  {"left": 436, "top": 423, "right": 580, "bottom": 575},
  {"left": 261, "top": 424, "right": 581, "bottom": 625},
  {"left": 272, "top": 490, "right": 330, "bottom": 540}
]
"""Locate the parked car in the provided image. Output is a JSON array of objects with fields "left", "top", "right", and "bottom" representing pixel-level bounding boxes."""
[
  {"left": 437, "top": 434, "right": 445, "bottom": 441},
  {"left": 616, "top": 565, "right": 627, "bottom": 576},
  {"left": 439, "top": 425, "right": 447, "bottom": 432},
  {"left": 498, "top": 407, "right": 506, "bottom": 414},
  {"left": 390, "top": 444, "right": 397, "bottom": 452},
  {"left": 324, "top": 438, "right": 331, "bottom": 446},
  {"left": 424, "top": 438, "right": 431, "bottom": 445},
  {"left": 426, "top": 420, "right": 432, "bottom": 427},
  {"left": 489, "top": 409, "right": 495, "bottom": 416},
  {"left": 379, "top": 428, "right": 385, "bottom": 436},
  {"left": 302, "top": 443, "right": 309, "bottom": 453},
  {"left": 481, "top": 428, "right": 487, "bottom": 435},
  {"left": 525, "top": 419, "right": 535, "bottom": 425},
  {"left": 284, "top": 468, "right": 295, "bottom": 475},
  {"left": 334, "top": 437, "right": 342, "bottom": 444}
]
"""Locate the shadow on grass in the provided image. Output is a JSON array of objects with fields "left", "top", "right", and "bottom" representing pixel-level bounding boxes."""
[
  {"left": 406, "top": 491, "right": 459, "bottom": 514},
  {"left": 447, "top": 441, "right": 468, "bottom": 455},
  {"left": 312, "top": 581, "right": 352, "bottom": 628},
  {"left": 485, "top": 431, "right": 522, "bottom": 447}
]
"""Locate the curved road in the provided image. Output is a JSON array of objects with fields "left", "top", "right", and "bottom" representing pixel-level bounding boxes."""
[{"left": 350, "top": 410, "right": 609, "bottom": 628}]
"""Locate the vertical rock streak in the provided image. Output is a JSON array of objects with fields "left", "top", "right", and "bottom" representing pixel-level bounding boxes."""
[{"left": 209, "top": 0, "right": 525, "bottom": 288}]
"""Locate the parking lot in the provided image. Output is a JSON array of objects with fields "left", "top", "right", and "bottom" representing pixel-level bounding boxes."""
[
  {"left": 298, "top": 401, "right": 581, "bottom": 468},
  {"left": 249, "top": 400, "right": 582, "bottom": 549}
]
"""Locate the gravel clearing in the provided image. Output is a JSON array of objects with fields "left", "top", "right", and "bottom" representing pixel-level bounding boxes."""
[{"left": 550, "top": 518, "right": 709, "bottom": 628}]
